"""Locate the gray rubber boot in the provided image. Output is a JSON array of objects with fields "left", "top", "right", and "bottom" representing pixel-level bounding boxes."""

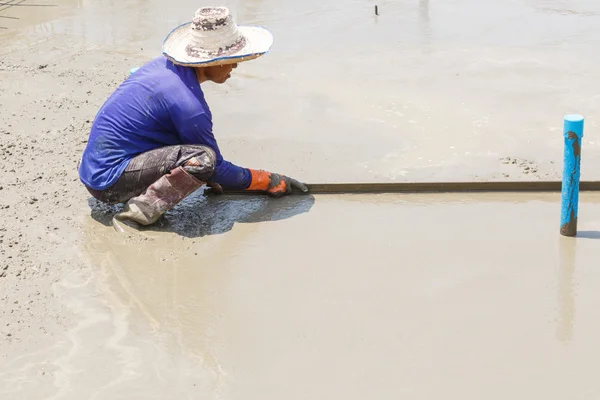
[{"left": 114, "top": 167, "right": 204, "bottom": 226}]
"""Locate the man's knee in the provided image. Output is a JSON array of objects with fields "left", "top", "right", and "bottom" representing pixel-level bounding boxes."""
[
  {"left": 181, "top": 145, "right": 216, "bottom": 181},
  {"left": 85, "top": 185, "right": 127, "bottom": 205}
]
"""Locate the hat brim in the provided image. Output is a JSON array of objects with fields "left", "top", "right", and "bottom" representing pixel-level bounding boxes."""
[{"left": 162, "top": 22, "right": 274, "bottom": 67}]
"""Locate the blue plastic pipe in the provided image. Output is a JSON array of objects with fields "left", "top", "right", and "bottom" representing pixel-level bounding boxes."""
[{"left": 560, "top": 114, "right": 584, "bottom": 237}]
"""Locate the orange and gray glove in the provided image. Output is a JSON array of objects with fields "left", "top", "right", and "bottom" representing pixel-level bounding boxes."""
[{"left": 246, "top": 169, "right": 308, "bottom": 197}]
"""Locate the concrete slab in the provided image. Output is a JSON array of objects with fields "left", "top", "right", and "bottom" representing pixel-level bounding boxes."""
[
  {"left": 73, "top": 192, "right": 600, "bottom": 399},
  {"left": 3, "top": 0, "right": 600, "bottom": 183},
  {"left": 2, "top": 0, "right": 600, "bottom": 398}
]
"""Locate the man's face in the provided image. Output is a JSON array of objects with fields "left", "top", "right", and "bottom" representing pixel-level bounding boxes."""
[{"left": 205, "top": 63, "right": 238, "bottom": 84}]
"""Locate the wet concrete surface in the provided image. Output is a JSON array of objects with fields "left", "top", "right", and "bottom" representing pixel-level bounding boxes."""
[
  {"left": 67, "top": 192, "right": 600, "bottom": 399},
  {"left": 2, "top": 0, "right": 600, "bottom": 398},
  {"left": 3, "top": 0, "right": 600, "bottom": 183}
]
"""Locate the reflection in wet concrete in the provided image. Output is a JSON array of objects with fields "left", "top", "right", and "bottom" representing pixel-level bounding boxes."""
[
  {"left": 418, "top": 0, "right": 431, "bottom": 48},
  {"left": 557, "top": 237, "right": 576, "bottom": 344},
  {"left": 419, "top": 0, "right": 429, "bottom": 22},
  {"left": 88, "top": 188, "right": 315, "bottom": 238}
]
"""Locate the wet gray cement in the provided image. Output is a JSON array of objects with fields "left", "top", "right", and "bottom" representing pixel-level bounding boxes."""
[
  {"left": 61, "top": 193, "right": 600, "bottom": 398},
  {"left": 2, "top": 0, "right": 600, "bottom": 398},
  {"left": 4, "top": 0, "right": 600, "bottom": 183}
]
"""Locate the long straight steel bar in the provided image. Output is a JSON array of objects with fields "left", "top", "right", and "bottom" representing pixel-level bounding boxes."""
[
  {"left": 0, "top": 0, "right": 25, "bottom": 12},
  {"left": 0, "top": 2, "right": 56, "bottom": 6},
  {"left": 215, "top": 180, "right": 600, "bottom": 195}
]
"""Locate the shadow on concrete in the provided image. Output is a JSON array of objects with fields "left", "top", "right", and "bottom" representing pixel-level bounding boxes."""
[
  {"left": 88, "top": 188, "right": 315, "bottom": 238},
  {"left": 575, "top": 230, "right": 600, "bottom": 240}
]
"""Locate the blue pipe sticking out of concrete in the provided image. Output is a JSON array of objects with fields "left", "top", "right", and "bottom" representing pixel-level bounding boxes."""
[{"left": 560, "top": 114, "right": 584, "bottom": 237}]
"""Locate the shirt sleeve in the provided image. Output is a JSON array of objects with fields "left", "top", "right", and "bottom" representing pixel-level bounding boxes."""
[{"left": 172, "top": 111, "right": 252, "bottom": 190}]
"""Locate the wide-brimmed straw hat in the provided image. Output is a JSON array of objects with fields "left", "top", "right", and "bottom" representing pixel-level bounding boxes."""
[{"left": 162, "top": 6, "right": 273, "bottom": 67}]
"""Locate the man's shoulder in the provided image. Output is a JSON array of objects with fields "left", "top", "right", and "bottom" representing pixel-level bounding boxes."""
[
  {"left": 144, "top": 57, "right": 196, "bottom": 88},
  {"left": 125, "top": 57, "right": 205, "bottom": 112}
]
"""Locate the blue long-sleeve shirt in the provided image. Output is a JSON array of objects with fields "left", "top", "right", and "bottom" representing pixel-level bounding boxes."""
[{"left": 78, "top": 56, "right": 251, "bottom": 191}]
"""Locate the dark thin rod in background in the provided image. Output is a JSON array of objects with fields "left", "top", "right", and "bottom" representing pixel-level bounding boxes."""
[
  {"left": 0, "top": 2, "right": 56, "bottom": 5},
  {"left": 0, "top": 0, "right": 25, "bottom": 12},
  {"left": 0, "top": 0, "right": 23, "bottom": 28}
]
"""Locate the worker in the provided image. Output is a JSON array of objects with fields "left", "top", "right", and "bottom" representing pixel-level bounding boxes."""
[{"left": 77, "top": 6, "right": 307, "bottom": 227}]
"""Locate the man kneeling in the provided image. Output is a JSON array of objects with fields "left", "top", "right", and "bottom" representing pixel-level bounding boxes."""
[{"left": 78, "top": 6, "right": 307, "bottom": 227}]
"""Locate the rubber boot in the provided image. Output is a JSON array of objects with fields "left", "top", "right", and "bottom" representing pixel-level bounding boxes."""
[{"left": 114, "top": 167, "right": 204, "bottom": 226}]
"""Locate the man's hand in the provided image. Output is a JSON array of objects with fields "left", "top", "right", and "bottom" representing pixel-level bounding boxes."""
[
  {"left": 246, "top": 169, "right": 308, "bottom": 197},
  {"left": 206, "top": 180, "right": 223, "bottom": 194}
]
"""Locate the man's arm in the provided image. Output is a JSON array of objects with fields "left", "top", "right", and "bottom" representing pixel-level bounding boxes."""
[
  {"left": 173, "top": 111, "right": 252, "bottom": 190},
  {"left": 172, "top": 110, "right": 307, "bottom": 196}
]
